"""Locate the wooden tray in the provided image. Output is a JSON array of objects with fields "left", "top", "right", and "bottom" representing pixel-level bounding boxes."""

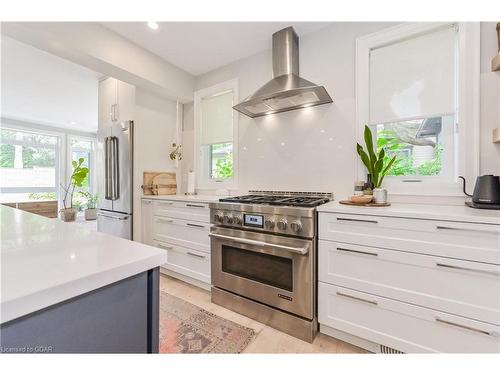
[
  {"left": 339, "top": 200, "right": 391, "bottom": 207},
  {"left": 142, "top": 171, "right": 177, "bottom": 195}
]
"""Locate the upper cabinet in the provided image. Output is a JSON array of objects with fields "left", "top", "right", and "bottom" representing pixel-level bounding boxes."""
[{"left": 98, "top": 77, "right": 136, "bottom": 128}]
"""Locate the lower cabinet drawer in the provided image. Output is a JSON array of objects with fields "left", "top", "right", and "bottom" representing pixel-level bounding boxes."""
[
  {"left": 318, "top": 212, "right": 500, "bottom": 264},
  {"left": 319, "top": 240, "right": 500, "bottom": 325},
  {"left": 152, "top": 200, "right": 209, "bottom": 222},
  {"left": 153, "top": 215, "right": 210, "bottom": 253},
  {"left": 318, "top": 283, "right": 500, "bottom": 353},
  {"left": 153, "top": 240, "right": 210, "bottom": 284}
]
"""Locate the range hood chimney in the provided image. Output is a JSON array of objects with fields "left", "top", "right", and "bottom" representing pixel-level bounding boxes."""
[{"left": 233, "top": 27, "right": 333, "bottom": 118}]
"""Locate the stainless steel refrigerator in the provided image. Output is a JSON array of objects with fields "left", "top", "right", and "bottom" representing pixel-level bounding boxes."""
[{"left": 96, "top": 121, "right": 133, "bottom": 239}]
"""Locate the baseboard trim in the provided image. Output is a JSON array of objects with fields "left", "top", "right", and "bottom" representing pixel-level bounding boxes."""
[
  {"left": 320, "top": 325, "right": 379, "bottom": 353},
  {"left": 159, "top": 268, "right": 211, "bottom": 291}
]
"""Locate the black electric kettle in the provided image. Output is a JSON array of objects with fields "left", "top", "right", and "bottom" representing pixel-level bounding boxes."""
[{"left": 459, "top": 175, "right": 500, "bottom": 209}]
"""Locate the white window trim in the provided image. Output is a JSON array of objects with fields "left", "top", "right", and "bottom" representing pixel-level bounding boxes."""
[
  {"left": 194, "top": 79, "right": 239, "bottom": 190},
  {"left": 355, "top": 22, "right": 480, "bottom": 197},
  {"left": 67, "top": 134, "right": 97, "bottom": 195}
]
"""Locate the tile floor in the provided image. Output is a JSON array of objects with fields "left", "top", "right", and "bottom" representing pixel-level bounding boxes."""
[{"left": 160, "top": 274, "right": 369, "bottom": 354}]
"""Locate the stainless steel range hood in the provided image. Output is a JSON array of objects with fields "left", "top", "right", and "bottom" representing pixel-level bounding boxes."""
[{"left": 233, "top": 27, "right": 333, "bottom": 118}]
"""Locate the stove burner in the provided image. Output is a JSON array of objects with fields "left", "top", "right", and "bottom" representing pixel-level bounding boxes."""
[{"left": 219, "top": 194, "right": 331, "bottom": 208}]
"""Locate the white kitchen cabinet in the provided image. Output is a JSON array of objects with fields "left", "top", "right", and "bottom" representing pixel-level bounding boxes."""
[
  {"left": 319, "top": 283, "right": 500, "bottom": 353},
  {"left": 153, "top": 240, "right": 210, "bottom": 285},
  {"left": 141, "top": 199, "right": 154, "bottom": 246},
  {"left": 141, "top": 197, "right": 212, "bottom": 288},
  {"left": 319, "top": 240, "right": 500, "bottom": 325},
  {"left": 317, "top": 203, "right": 500, "bottom": 353},
  {"left": 98, "top": 77, "right": 136, "bottom": 128}
]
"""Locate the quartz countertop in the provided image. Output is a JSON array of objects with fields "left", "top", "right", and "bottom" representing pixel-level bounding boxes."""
[
  {"left": 141, "top": 194, "right": 224, "bottom": 203},
  {"left": 317, "top": 201, "right": 500, "bottom": 225},
  {"left": 0, "top": 206, "right": 166, "bottom": 324}
]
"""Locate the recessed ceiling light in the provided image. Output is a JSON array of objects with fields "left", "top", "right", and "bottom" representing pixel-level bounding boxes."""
[
  {"left": 147, "top": 22, "right": 159, "bottom": 30},
  {"left": 70, "top": 121, "right": 76, "bottom": 125}
]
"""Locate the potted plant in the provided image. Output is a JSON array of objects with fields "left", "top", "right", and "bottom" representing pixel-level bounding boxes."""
[
  {"left": 81, "top": 192, "right": 98, "bottom": 221},
  {"left": 59, "top": 158, "right": 89, "bottom": 222},
  {"left": 356, "top": 125, "right": 397, "bottom": 203}
]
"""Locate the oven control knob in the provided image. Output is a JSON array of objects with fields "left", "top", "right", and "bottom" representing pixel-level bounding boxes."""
[
  {"left": 277, "top": 218, "right": 288, "bottom": 230},
  {"left": 214, "top": 212, "right": 224, "bottom": 223},
  {"left": 290, "top": 220, "right": 303, "bottom": 233},
  {"left": 265, "top": 218, "right": 276, "bottom": 229},
  {"left": 224, "top": 214, "right": 234, "bottom": 224},
  {"left": 233, "top": 215, "right": 243, "bottom": 225}
]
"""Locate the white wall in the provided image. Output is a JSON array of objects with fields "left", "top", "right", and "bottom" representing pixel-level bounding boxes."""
[
  {"left": 189, "top": 22, "right": 395, "bottom": 198},
  {"left": 1, "top": 36, "right": 99, "bottom": 132},
  {"left": 480, "top": 22, "right": 500, "bottom": 175},
  {"left": 133, "top": 89, "right": 179, "bottom": 240},
  {"left": 185, "top": 22, "right": 499, "bottom": 200}
]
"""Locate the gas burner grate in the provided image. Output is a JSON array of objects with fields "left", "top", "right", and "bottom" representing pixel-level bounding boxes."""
[{"left": 219, "top": 192, "right": 332, "bottom": 208}]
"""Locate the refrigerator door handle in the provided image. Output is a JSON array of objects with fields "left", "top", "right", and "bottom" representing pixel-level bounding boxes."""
[
  {"left": 104, "top": 137, "right": 111, "bottom": 200},
  {"left": 111, "top": 136, "right": 120, "bottom": 200}
]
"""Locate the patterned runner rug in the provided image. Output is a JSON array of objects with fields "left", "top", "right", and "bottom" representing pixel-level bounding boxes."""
[{"left": 159, "top": 292, "right": 255, "bottom": 353}]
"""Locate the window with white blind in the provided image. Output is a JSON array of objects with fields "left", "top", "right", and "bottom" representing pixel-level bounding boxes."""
[
  {"left": 356, "top": 23, "right": 480, "bottom": 196},
  {"left": 194, "top": 79, "right": 238, "bottom": 189}
]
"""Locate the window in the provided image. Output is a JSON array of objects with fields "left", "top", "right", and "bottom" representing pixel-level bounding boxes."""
[
  {"left": 376, "top": 115, "right": 455, "bottom": 180},
  {"left": 0, "top": 127, "right": 59, "bottom": 202},
  {"left": 0, "top": 122, "right": 97, "bottom": 206},
  {"left": 194, "top": 79, "right": 238, "bottom": 189},
  {"left": 356, "top": 23, "right": 480, "bottom": 195},
  {"left": 69, "top": 136, "right": 95, "bottom": 193}
]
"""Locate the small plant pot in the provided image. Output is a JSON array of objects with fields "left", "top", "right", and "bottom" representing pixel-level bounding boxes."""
[
  {"left": 84, "top": 208, "right": 97, "bottom": 221},
  {"left": 59, "top": 208, "right": 77, "bottom": 222},
  {"left": 373, "top": 188, "right": 388, "bottom": 204}
]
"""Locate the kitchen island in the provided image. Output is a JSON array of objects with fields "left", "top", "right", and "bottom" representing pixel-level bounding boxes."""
[{"left": 0, "top": 205, "right": 166, "bottom": 353}]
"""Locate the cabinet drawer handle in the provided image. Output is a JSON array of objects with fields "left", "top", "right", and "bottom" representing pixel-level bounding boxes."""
[
  {"left": 436, "top": 263, "right": 500, "bottom": 276},
  {"left": 186, "top": 223, "right": 206, "bottom": 228},
  {"left": 159, "top": 202, "right": 174, "bottom": 206},
  {"left": 336, "top": 291, "right": 378, "bottom": 305},
  {"left": 435, "top": 317, "right": 496, "bottom": 336},
  {"left": 436, "top": 225, "right": 499, "bottom": 235},
  {"left": 157, "top": 244, "right": 173, "bottom": 250},
  {"left": 187, "top": 251, "right": 206, "bottom": 259},
  {"left": 186, "top": 203, "right": 206, "bottom": 208},
  {"left": 156, "top": 218, "right": 173, "bottom": 224},
  {"left": 337, "top": 247, "right": 378, "bottom": 256},
  {"left": 336, "top": 217, "right": 378, "bottom": 224}
]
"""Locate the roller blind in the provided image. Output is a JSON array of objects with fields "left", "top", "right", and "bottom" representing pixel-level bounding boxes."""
[
  {"left": 200, "top": 90, "right": 233, "bottom": 145},
  {"left": 369, "top": 26, "right": 457, "bottom": 125}
]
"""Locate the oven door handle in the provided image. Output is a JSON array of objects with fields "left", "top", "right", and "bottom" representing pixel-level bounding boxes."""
[{"left": 208, "top": 233, "right": 309, "bottom": 255}]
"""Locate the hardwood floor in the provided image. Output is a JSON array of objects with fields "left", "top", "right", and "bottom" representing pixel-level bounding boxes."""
[{"left": 160, "top": 274, "right": 369, "bottom": 354}]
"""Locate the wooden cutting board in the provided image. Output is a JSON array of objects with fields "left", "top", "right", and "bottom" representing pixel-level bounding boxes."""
[{"left": 142, "top": 171, "right": 177, "bottom": 195}]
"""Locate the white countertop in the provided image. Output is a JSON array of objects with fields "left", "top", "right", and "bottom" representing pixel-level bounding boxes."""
[
  {"left": 0, "top": 206, "right": 167, "bottom": 324},
  {"left": 141, "top": 194, "right": 224, "bottom": 203},
  {"left": 317, "top": 201, "right": 500, "bottom": 225}
]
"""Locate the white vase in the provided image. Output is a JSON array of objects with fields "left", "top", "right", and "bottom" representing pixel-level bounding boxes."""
[
  {"left": 84, "top": 208, "right": 97, "bottom": 221},
  {"left": 373, "top": 188, "right": 388, "bottom": 203}
]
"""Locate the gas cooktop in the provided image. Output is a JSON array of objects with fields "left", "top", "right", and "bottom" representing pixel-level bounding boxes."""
[{"left": 219, "top": 192, "right": 332, "bottom": 208}]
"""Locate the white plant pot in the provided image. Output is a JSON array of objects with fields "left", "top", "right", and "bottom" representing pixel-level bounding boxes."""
[
  {"left": 84, "top": 208, "right": 97, "bottom": 221},
  {"left": 373, "top": 188, "right": 388, "bottom": 204}
]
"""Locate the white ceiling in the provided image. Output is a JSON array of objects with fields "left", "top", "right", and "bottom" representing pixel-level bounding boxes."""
[
  {"left": 1, "top": 36, "right": 101, "bottom": 132},
  {"left": 102, "top": 22, "right": 332, "bottom": 76}
]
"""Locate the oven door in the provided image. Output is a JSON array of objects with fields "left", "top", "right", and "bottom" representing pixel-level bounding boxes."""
[{"left": 210, "top": 226, "right": 315, "bottom": 319}]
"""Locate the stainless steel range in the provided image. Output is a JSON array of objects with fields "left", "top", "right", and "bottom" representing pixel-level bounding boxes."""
[{"left": 209, "top": 191, "right": 332, "bottom": 342}]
